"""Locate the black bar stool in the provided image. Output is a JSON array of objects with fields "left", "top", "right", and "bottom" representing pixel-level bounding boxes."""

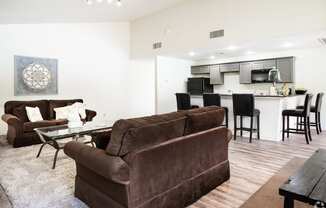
[
  {"left": 203, "top": 93, "right": 229, "bottom": 128},
  {"left": 296, "top": 93, "right": 324, "bottom": 134},
  {"left": 175, "top": 93, "right": 199, "bottom": 111},
  {"left": 282, "top": 94, "right": 313, "bottom": 144},
  {"left": 232, "top": 94, "right": 260, "bottom": 143}
]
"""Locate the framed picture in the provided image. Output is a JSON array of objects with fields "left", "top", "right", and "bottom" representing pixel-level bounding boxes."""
[{"left": 14, "top": 55, "right": 58, "bottom": 96}]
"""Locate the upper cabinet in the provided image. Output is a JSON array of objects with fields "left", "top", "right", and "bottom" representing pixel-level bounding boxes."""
[
  {"left": 240, "top": 62, "right": 252, "bottom": 84},
  {"left": 191, "top": 65, "right": 210, "bottom": 74},
  {"left": 191, "top": 56, "right": 294, "bottom": 85},
  {"left": 251, "top": 60, "right": 276, "bottom": 70},
  {"left": 210, "top": 65, "right": 224, "bottom": 85},
  {"left": 219, "top": 63, "right": 240, "bottom": 73},
  {"left": 277, "top": 57, "right": 294, "bottom": 83}
]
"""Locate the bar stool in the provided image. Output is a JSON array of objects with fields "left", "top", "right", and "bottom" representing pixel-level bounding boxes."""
[
  {"left": 203, "top": 93, "right": 229, "bottom": 128},
  {"left": 296, "top": 93, "right": 324, "bottom": 134},
  {"left": 232, "top": 94, "right": 260, "bottom": 143},
  {"left": 175, "top": 93, "right": 199, "bottom": 111},
  {"left": 282, "top": 94, "right": 313, "bottom": 144}
]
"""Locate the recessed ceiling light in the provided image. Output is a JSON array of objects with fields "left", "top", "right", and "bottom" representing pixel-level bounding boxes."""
[
  {"left": 227, "top": 45, "right": 238, "bottom": 51},
  {"left": 246, "top": 51, "right": 255, "bottom": 55},
  {"left": 282, "top": 42, "right": 293, "bottom": 48},
  {"left": 189, "top": 51, "right": 196, "bottom": 57},
  {"left": 86, "top": 0, "right": 93, "bottom": 5},
  {"left": 116, "top": 0, "right": 122, "bottom": 7},
  {"left": 210, "top": 56, "right": 216, "bottom": 59},
  {"left": 96, "top": 0, "right": 103, "bottom": 2},
  {"left": 107, "top": 0, "right": 113, "bottom": 3}
]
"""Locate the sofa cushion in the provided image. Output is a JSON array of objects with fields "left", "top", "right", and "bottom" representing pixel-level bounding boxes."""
[
  {"left": 48, "top": 99, "right": 83, "bottom": 119},
  {"left": 23, "top": 119, "right": 68, "bottom": 132},
  {"left": 184, "top": 108, "right": 225, "bottom": 135},
  {"left": 118, "top": 118, "right": 186, "bottom": 156},
  {"left": 106, "top": 111, "right": 186, "bottom": 156},
  {"left": 12, "top": 105, "right": 29, "bottom": 122},
  {"left": 5, "top": 100, "right": 49, "bottom": 120}
]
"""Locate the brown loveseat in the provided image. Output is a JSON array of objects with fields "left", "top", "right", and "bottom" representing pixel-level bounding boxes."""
[
  {"left": 2, "top": 99, "right": 96, "bottom": 148},
  {"left": 64, "top": 106, "right": 231, "bottom": 208}
]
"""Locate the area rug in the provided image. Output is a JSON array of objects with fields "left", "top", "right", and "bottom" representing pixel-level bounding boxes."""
[
  {"left": 240, "top": 157, "right": 311, "bottom": 208},
  {"left": 0, "top": 137, "right": 87, "bottom": 208}
]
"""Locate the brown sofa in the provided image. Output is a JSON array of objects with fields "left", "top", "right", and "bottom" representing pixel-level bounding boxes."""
[
  {"left": 2, "top": 99, "right": 96, "bottom": 148},
  {"left": 64, "top": 106, "right": 232, "bottom": 208}
]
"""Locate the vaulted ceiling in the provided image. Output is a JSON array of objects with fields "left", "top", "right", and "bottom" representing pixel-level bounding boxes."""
[{"left": 0, "top": 0, "right": 186, "bottom": 24}]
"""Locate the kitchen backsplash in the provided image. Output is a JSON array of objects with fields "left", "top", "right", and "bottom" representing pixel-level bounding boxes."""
[{"left": 213, "top": 73, "right": 294, "bottom": 95}]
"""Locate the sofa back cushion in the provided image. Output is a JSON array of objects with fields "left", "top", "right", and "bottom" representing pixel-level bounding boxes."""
[
  {"left": 119, "top": 118, "right": 186, "bottom": 156},
  {"left": 184, "top": 106, "right": 225, "bottom": 135},
  {"left": 106, "top": 111, "right": 185, "bottom": 156},
  {"left": 12, "top": 105, "right": 29, "bottom": 122},
  {"left": 5, "top": 100, "right": 49, "bottom": 120},
  {"left": 48, "top": 99, "right": 83, "bottom": 119}
]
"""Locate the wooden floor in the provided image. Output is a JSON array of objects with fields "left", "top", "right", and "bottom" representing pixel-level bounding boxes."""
[
  {"left": 1, "top": 131, "right": 325, "bottom": 208},
  {"left": 191, "top": 130, "right": 326, "bottom": 208}
]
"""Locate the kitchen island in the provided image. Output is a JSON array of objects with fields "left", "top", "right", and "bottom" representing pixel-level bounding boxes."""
[{"left": 191, "top": 94, "right": 305, "bottom": 141}]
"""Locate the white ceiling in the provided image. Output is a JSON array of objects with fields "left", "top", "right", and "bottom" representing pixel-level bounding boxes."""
[
  {"left": 0, "top": 0, "right": 186, "bottom": 24},
  {"left": 165, "top": 31, "right": 326, "bottom": 61}
]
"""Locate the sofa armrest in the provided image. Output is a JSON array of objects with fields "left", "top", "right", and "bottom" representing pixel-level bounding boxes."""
[
  {"left": 85, "top": 109, "right": 97, "bottom": 121},
  {"left": 64, "top": 141, "right": 129, "bottom": 184},
  {"left": 1, "top": 114, "right": 23, "bottom": 135},
  {"left": 226, "top": 128, "right": 232, "bottom": 143},
  {"left": 2, "top": 114, "right": 22, "bottom": 125}
]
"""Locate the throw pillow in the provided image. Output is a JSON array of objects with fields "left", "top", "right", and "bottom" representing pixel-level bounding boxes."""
[
  {"left": 72, "top": 102, "right": 87, "bottom": 119},
  {"left": 67, "top": 107, "right": 81, "bottom": 122},
  {"left": 25, "top": 106, "right": 44, "bottom": 122},
  {"left": 54, "top": 106, "right": 73, "bottom": 120}
]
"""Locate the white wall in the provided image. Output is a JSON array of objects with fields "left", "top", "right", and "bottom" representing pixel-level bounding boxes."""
[
  {"left": 156, "top": 56, "right": 192, "bottom": 113},
  {"left": 0, "top": 22, "right": 134, "bottom": 134},
  {"left": 131, "top": 0, "right": 326, "bottom": 59},
  {"left": 194, "top": 47, "right": 326, "bottom": 128},
  {"left": 127, "top": 58, "right": 156, "bottom": 117}
]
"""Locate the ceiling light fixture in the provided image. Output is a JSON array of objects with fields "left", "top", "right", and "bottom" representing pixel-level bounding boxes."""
[
  {"left": 116, "top": 0, "right": 122, "bottom": 7},
  {"left": 189, "top": 51, "right": 196, "bottom": 57},
  {"left": 86, "top": 0, "right": 93, "bottom": 5},
  {"left": 282, "top": 42, "right": 293, "bottom": 48},
  {"left": 227, "top": 45, "right": 238, "bottom": 51},
  {"left": 85, "top": 0, "right": 122, "bottom": 6},
  {"left": 210, "top": 56, "right": 216, "bottom": 59},
  {"left": 246, "top": 51, "right": 255, "bottom": 55}
]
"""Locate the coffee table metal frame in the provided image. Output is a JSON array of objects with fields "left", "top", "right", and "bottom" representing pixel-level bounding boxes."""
[{"left": 35, "top": 124, "right": 112, "bottom": 169}]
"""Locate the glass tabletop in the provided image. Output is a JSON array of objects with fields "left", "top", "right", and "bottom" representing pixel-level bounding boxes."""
[{"left": 34, "top": 121, "right": 114, "bottom": 139}]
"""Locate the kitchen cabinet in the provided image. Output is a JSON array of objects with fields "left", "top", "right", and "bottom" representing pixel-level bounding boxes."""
[
  {"left": 191, "top": 65, "right": 210, "bottom": 74},
  {"left": 240, "top": 62, "right": 252, "bottom": 84},
  {"left": 251, "top": 60, "right": 276, "bottom": 70},
  {"left": 277, "top": 57, "right": 294, "bottom": 83},
  {"left": 219, "top": 63, "right": 240, "bottom": 72},
  {"left": 210, "top": 65, "right": 224, "bottom": 85}
]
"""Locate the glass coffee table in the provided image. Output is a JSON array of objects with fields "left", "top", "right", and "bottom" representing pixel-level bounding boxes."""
[{"left": 34, "top": 122, "right": 113, "bottom": 169}]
